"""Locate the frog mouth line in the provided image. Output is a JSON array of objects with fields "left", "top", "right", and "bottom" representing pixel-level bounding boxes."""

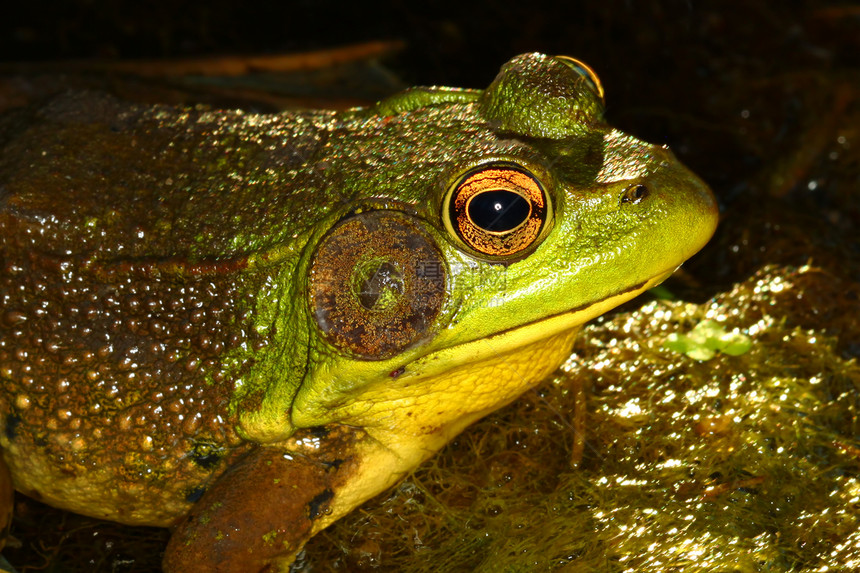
[{"left": 403, "top": 267, "right": 676, "bottom": 379}]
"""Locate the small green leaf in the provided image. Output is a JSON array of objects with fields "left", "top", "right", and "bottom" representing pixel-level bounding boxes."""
[
  {"left": 719, "top": 332, "right": 752, "bottom": 356},
  {"left": 663, "top": 320, "right": 751, "bottom": 360}
]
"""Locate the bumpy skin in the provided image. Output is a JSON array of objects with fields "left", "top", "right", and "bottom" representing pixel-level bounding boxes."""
[{"left": 0, "top": 54, "right": 718, "bottom": 571}]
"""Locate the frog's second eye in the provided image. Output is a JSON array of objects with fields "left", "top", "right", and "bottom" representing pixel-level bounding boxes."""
[{"left": 445, "top": 163, "right": 549, "bottom": 258}]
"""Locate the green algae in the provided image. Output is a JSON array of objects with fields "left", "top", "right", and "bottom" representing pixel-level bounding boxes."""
[{"left": 663, "top": 319, "right": 752, "bottom": 360}]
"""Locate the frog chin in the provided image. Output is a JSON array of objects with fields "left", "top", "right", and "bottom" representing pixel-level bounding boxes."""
[{"left": 306, "top": 322, "right": 583, "bottom": 540}]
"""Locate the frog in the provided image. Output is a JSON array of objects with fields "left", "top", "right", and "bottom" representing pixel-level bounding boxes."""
[{"left": 0, "top": 53, "right": 718, "bottom": 571}]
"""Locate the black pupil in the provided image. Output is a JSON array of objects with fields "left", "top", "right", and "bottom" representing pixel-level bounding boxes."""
[{"left": 468, "top": 190, "right": 530, "bottom": 232}]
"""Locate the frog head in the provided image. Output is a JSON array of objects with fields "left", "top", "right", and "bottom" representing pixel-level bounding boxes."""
[{"left": 241, "top": 52, "right": 717, "bottom": 530}]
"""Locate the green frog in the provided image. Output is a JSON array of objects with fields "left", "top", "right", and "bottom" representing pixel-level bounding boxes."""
[{"left": 0, "top": 53, "right": 718, "bottom": 571}]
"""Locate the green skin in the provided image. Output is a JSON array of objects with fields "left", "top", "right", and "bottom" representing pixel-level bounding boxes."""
[{"left": 0, "top": 53, "right": 718, "bottom": 571}]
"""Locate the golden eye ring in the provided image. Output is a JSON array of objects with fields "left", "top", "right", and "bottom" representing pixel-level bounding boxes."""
[{"left": 444, "top": 162, "right": 550, "bottom": 259}]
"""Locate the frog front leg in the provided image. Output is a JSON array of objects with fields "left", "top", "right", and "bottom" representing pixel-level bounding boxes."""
[{"left": 164, "top": 426, "right": 363, "bottom": 573}]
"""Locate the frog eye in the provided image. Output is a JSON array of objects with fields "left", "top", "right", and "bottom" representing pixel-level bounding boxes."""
[
  {"left": 554, "top": 56, "right": 605, "bottom": 102},
  {"left": 444, "top": 163, "right": 549, "bottom": 258}
]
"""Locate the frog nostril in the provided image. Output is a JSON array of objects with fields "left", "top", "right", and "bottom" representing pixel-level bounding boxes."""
[{"left": 621, "top": 184, "right": 649, "bottom": 205}]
